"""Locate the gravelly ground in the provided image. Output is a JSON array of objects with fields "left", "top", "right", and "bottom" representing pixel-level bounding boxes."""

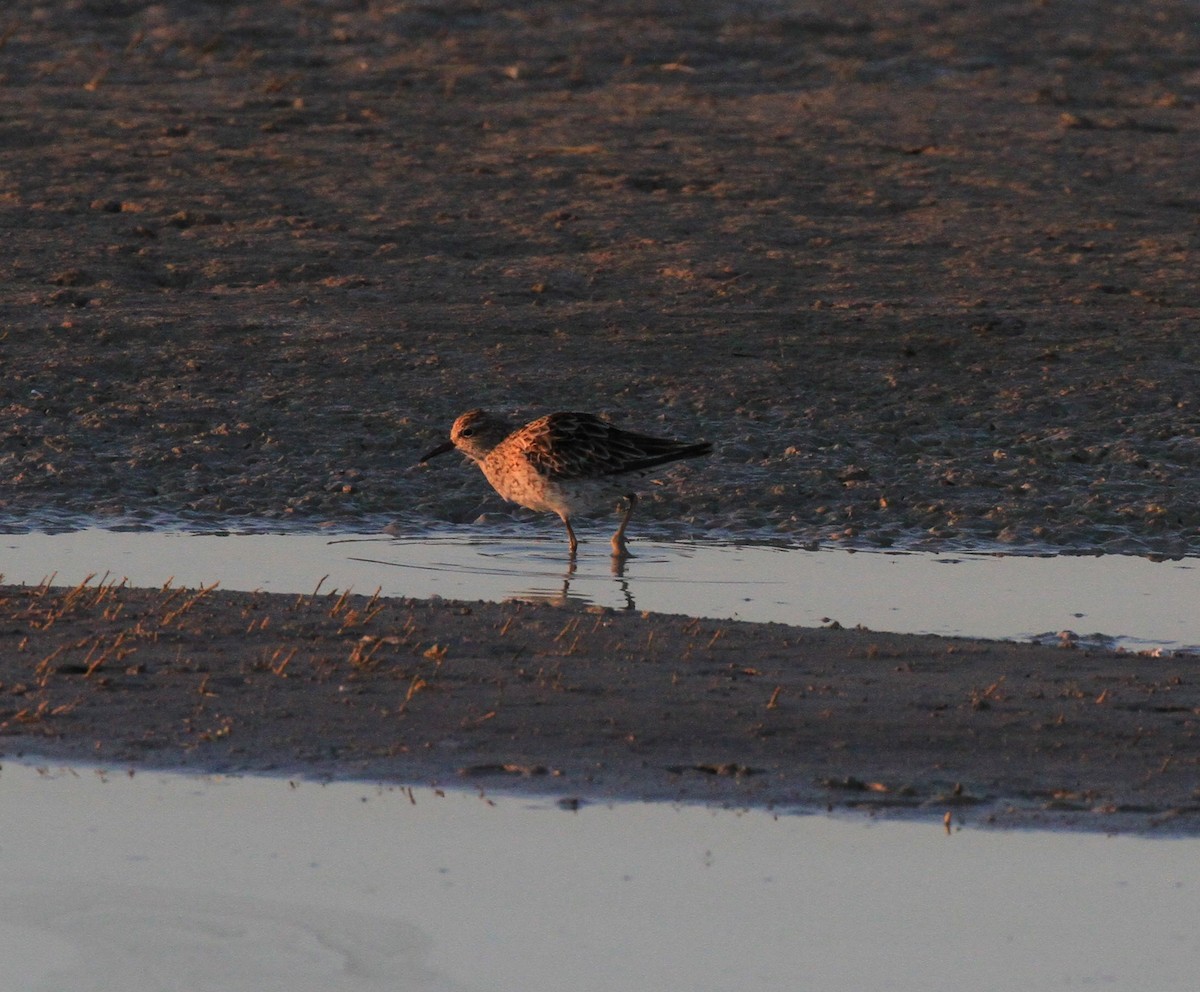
[{"left": 2, "top": 0, "right": 1200, "bottom": 555}]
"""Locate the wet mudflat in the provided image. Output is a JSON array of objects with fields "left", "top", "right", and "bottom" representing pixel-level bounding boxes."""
[
  {"left": 1, "top": 578, "right": 1197, "bottom": 831},
  {"left": 3, "top": 0, "right": 1200, "bottom": 835},
  {"left": 2, "top": 0, "right": 1200, "bottom": 555}
]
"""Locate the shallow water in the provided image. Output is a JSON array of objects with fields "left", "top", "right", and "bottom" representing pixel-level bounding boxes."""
[
  {"left": 3, "top": 534, "right": 1198, "bottom": 990},
  {"left": 2, "top": 761, "right": 1198, "bottom": 992},
  {"left": 1, "top": 527, "right": 1198, "bottom": 650}
]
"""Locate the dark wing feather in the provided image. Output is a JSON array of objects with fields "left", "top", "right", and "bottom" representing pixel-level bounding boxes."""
[{"left": 518, "top": 412, "right": 711, "bottom": 481}]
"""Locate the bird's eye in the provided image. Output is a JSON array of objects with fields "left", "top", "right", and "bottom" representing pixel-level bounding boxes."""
[{"left": 460, "top": 428, "right": 474, "bottom": 438}]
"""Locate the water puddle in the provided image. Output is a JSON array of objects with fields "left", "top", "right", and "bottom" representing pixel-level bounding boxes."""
[
  {"left": 2, "top": 761, "right": 1197, "bottom": 992},
  {"left": 1, "top": 528, "right": 1198, "bottom": 650}
]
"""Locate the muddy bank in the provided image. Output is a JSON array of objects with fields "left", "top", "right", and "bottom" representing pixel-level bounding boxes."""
[
  {"left": 2, "top": 580, "right": 1197, "bottom": 832},
  {"left": 1, "top": 1, "right": 1200, "bottom": 554}
]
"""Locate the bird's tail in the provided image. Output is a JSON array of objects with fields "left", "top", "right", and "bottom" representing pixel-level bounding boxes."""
[{"left": 604, "top": 440, "right": 712, "bottom": 476}]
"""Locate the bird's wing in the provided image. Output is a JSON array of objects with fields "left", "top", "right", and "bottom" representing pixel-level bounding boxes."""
[{"left": 518, "top": 412, "right": 710, "bottom": 481}]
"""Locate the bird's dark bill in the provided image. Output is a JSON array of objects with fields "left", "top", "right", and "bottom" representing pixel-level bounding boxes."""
[{"left": 418, "top": 440, "right": 456, "bottom": 464}]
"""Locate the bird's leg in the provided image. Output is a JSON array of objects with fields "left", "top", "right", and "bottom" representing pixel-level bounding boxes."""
[
  {"left": 611, "top": 493, "right": 636, "bottom": 559},
  {"left": 563, "top": 515, "right": 579, "bottom": 558}
]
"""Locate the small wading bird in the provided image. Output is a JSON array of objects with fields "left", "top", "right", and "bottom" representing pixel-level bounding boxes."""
[{"left": 419, "top": 409, "right": 712, "bottom": 558}]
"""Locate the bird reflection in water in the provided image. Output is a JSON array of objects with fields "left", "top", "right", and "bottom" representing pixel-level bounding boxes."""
[{"left": 507, "top": 551, "right": 636, "bottom": 611}]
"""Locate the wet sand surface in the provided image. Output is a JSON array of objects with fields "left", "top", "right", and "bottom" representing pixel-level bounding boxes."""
[
  {"left": 2, "top": 580, "right": 1197, "bottom": 832},
  {"left": 3, "top": 1, "right": 1200, "bottom": 829}
]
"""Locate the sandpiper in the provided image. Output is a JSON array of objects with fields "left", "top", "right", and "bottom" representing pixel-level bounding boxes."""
[{"left": 419, "top": 409, "right": 712, "bottom": 557}]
